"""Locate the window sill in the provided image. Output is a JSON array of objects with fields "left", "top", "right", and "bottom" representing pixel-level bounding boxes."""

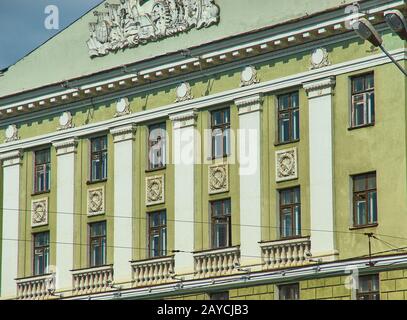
[
  {"left": 31, "top": 190, "right": 50, "bottom": 197},
  {"left": 86, "top": 179, "right": 107, "bottom": 185},
  {"left": 274, "top": 139, "right": 300, "bottom": 147},
  {"left": 145, "top": 166, "right": 166, "bottom": 173},
  {"left": 348, "top": 123, "right": 375, "bottom": 131},
  {"left": 349, "top": 224, "right": 378, "bottom": 231}
]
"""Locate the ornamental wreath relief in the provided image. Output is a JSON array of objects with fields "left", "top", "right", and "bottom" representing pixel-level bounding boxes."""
[
  {"left": 32, "top": 198, "right": 49, "bottom": 227},
  {"left": 88, "top": 187, "right": 105, "bottom": 216},
  {"left": 276, "top": 148, "right": 298, "bottom": 182},
  {"left": 87, "top": 0, "right": 220, "bottom": 57},
  {"left": 146, "top": 175, "right": 165, "bottom": 206},
  {"left": 208, "top": 164, "right": 229, "bottom": 194}
]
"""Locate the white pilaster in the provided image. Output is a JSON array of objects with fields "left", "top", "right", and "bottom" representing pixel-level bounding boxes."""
[
  {"left": 53, "top": 138, "right": 77, "bottom": 291},
  {"left": 110, "top": 124, "right": 136, "bottom": 283},
  {"left": 170, "top": 110, "right": 197, "bottom": 275},
  {"left": 303, "top": 77, "right": 338, "bottom": 261},
  {"left": 0, "top": 149, "right": 23, "bottom": 298},
  {"left": 235, "top": 94, "right": 263, "bottom": 267}
]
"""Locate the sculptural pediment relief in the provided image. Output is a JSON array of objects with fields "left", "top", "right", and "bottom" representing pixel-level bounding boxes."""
[{"left": 87, "top": 0, "right": 220, "bottom": 57}]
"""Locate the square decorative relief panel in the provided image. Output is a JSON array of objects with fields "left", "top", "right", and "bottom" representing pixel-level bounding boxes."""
[
  {"left": 31, "top": 198, "right": 48, "bottom": 227},
  {"left": 208, "top": 164, "right": 229, "bottom": 194},
  {"left": 87, "top": 186, "right": 105, "bottom": 216},
  {"left": 146, "top": 175, "right": 165, "bottom": 206},
  {"left": 276, "top": 148, "right": 298, "bottom": 182}
]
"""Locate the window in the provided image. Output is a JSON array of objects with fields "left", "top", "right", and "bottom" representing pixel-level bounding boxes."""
[
  {"left": 357, "top": 275, "right": 380, "bottom": 300},
  {"left": 209, "top": 292, "right": 229, "bottom": 300},
  {"left": 33, "top": 232, "right": 50, "bottom": 276},
  {"left": 148, "top": 123, "right": 166, "bottom": 170},
  {"left": 351, "top": 73, "right": 375, "bottom": 128},
  {"left": 353, "top": 172, "right": 377, "bottom": 227},
  {"left": 90, "top": 136, "right": 108, "bottom": 182},
  {"left": 148, "top": 211, "right": 167, "bottom": 258},
  {"left": 279, "top": 283, "right": 300, "bottom": 300},
  {"left": 277, "top": 92, "right": 300, "bottom": 144},
  {"left": 89, "top": 221, "right": 107, "bottom": 267},
  {"left": 279, "top": 187, "right": 301, "bottom": 239},
  {"left": 34, "top": 149, "right": 51, "bottom": 193},
  {"left": 211, "top": 108, "right": 231, "bottom": 159},
  {"left": 211, "top": 199, "right": 232, "bottom": 249}
]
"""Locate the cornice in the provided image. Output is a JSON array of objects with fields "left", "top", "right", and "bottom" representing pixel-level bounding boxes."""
[
  {"left": 0, "top": 0, "right": 404, "bottom": 120},
  {"left": 0, "top": 47, "right": 405, "bottom": 154}
]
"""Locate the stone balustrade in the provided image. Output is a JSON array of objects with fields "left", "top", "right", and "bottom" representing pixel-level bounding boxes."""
[
  {"left": 193, "top": 246, "right": 240, "bottom": 279},
  {"left": 72, "top": 265, "right": 114, "bottom": 295},
  {"left": 16, "top": 273, "right": 55, "bottom": 300},
  {"left": 131, "top": 256, "right": 175, "bottom": 287},
  {"left": 260, "top": 237, "right": 311, "bottom": 269}
]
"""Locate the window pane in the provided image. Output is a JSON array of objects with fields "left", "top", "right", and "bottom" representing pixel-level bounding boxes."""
[
  {"left": 281, "top": 190, "right": 292, "bottom": 205},
  {"left": 356, "top": 198, "right": 367, "bottom": 225},
  {"left": 282, "top": 208, "right": 292, "bottom": 238},
  {"left": 292, "top": 110, "right": 300, "bottom": 140},
  {"left": 214, "top": 223, "right": 227, "bottom": 248},
  {"left": 354, "top": 176, "right": 366, "bottom": 192},
  {"left": 279, "top": 95, "right": 289, "bottom": 110},
  {"left": 353, "top": 77, "right": 364, "bottom": 93},
  {"left": 367, "top": 92, "right": 375, "bottom": 124},
  {"left": 279, "top": 116, "right": 290, "bottom": 143},
  {"left": 365, "top": 74, "right": 374, "bottom": 89},
  {"left": 294, "top": 205, "right": 301, "bottom": 236},
  {"left": 368, "top": 192, "right": 377, "bottom": 224}
]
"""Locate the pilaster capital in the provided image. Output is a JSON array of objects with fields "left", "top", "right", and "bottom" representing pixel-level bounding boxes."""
[
  {"left": 110, "top": 123, "right": 136, "bottom": 143},
  {"left": 0, "top": 149, "right": 23, "bottom": 167},
  {"left": 235, "top": 94, "right": 263, "bottom": 115},
  {"left": 303, "top": 76, "right": 336, "bottom": 99},
  {"left": 169, "top": 109, "right": 197, "bottom": 129},
  {"left": 53, "top": 138, "right": 78, "bottom": 156}
]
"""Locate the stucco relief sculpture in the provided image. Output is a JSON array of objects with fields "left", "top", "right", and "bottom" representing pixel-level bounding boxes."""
[
  {"left": 310, "top": 48, "right": 330, "bottom": 70},
  {"left": 57, "top": 111, "right": 74, "bottom": 130},
  {"left": 4, "top": 124, "right": 19, "bottom": 143},
  {"left": 208, "top": 164, "right": 229, "bottom": 194},
  {"left": 32, "top": 198, "right": 48, "bottom": 227},
  {"left": 146, "top": 175, "right": 165, "bottom": 205},
  {"left": 175, "top": 82, "right": 193, "bottom": 102},
  {"left": 276, "top": 148, "right": 298, "bottom": 182},
  {"left": 115, "top": 97, "right": 131, "bottom": 117},
  {"left": 87, "top": 0, "right": 220, "bottom": 57},
  {"left": 88, "top": 187, "right": 105, "bottom": 216},
  {"left": 240, "top": 66, "right": 259, "bottom": 87}
]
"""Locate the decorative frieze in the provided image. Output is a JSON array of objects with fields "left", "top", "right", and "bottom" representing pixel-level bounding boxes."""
[
  {"left": 170, "top": 109, "right": 197, "bottom": 129},
  {"left": 57, "top": 111, "right": 74, "bottom": 130},
  {"left": 87, "top": 187, "right": 105, "bottom": 216},
  {"left": 235, "top": 94, "right": 263, "bottom": 115},
  {"left": 208, "top": 164, "right": 229, "bottom": 194},
  {"left": 4, "top": 124, "right": 19, "bottom": 143},
  {"left": 310, "top": 48, "right": 330, "bottom": 70},
  {"left": 31, "top": 198, "right": 48, "bottom": 227},
  {"left": 240, "top": 66, "right": 259, "bottom": 87},
  {"left": 276, "top": 147, "right": 298, "bottom": 182},
  {"left": 87, "top": 0, "right": 220, "bottom": 57},
  {"left": 110, "top": 124, "right": 136, "bottom": 143},
  {"left": 146, "top": 175, "right": 165, "bottom": 206},
  {"left": 114, "top": 97, "right": 131, "bottom": 117},
  {"left": 175, "top": 82, "right": 193, "bottom": 103},
  {"left": 53, "top": 138, "right": 78, "bottom": 156}
]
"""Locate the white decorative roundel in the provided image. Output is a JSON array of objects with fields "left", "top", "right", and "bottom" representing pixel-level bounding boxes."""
[
  {"left": 176, "top": 83, "right": 188, "bottom": 99},
  {"left": 241, "top": 66, "right": 255, "bottom": 83},
  {"left": 116, "top": 98, "right": 128, "bottom": 113},
  {"left": 311, "top": 48, "right": 325, "bottom": 66},
  {"left": 59, "top": 112, "right": 72, "bottom": 127},
  {"left": 5, "top": 125, "right": 17, "bottom": 140}
]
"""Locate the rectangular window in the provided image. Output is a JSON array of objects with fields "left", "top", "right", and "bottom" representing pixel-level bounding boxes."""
[
  {"left": 90, "top": 136, "right": 108, "bottom": 182},
  {"left": 34, "top": 149, "right": 51, "bottom": 193},
  {"left": 353, "top": 172, "right": 377, "bottom": 227},
  {"left": 209, "top": 292, "right": 229, "bottom": 300},
  {"left": 357, "top": 275, "right": 380, "bottom": 300},
  {"left": 279, "top": 187, "right": 301, "bottom": 239},
  {"left": 89, "top": 221, "right": 107, "bottom": 267},
  {"left": 211, "top": 199, "right": 232, "bottom": 249},
  {"left": 351, "top": 73, "right": 375, "bottom": 128},
  {"left": 149, "top": 210, "right": 167, "bottom": 258},
  {"left": 278, "top": 92, "right": 300, "bottom": 144},
  {"left": 148, "top": 123, "right": 166, "bottom": 170},
  {"left": 33, "top": 232, "right": 50, "bottom": 276},
  {"left": 279, "top": 283, "right": 300, "bottom": 300},
  {"left": 211, "top": 108, "right": 231, "bottom": 159}
]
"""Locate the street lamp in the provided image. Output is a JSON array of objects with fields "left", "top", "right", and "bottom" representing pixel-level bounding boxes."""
[{"left": 351, "top": 15, "right": 407, "bottom": 77}]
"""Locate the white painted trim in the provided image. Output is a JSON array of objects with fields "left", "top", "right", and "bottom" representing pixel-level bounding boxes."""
[{"left": 0, "top": 48, "right": 405, "bottom": 154}]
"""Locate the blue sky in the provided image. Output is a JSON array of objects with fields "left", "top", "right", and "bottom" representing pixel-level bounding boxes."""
[{"left": 0, "top": 0, "right": 103, "bottom": 70}]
